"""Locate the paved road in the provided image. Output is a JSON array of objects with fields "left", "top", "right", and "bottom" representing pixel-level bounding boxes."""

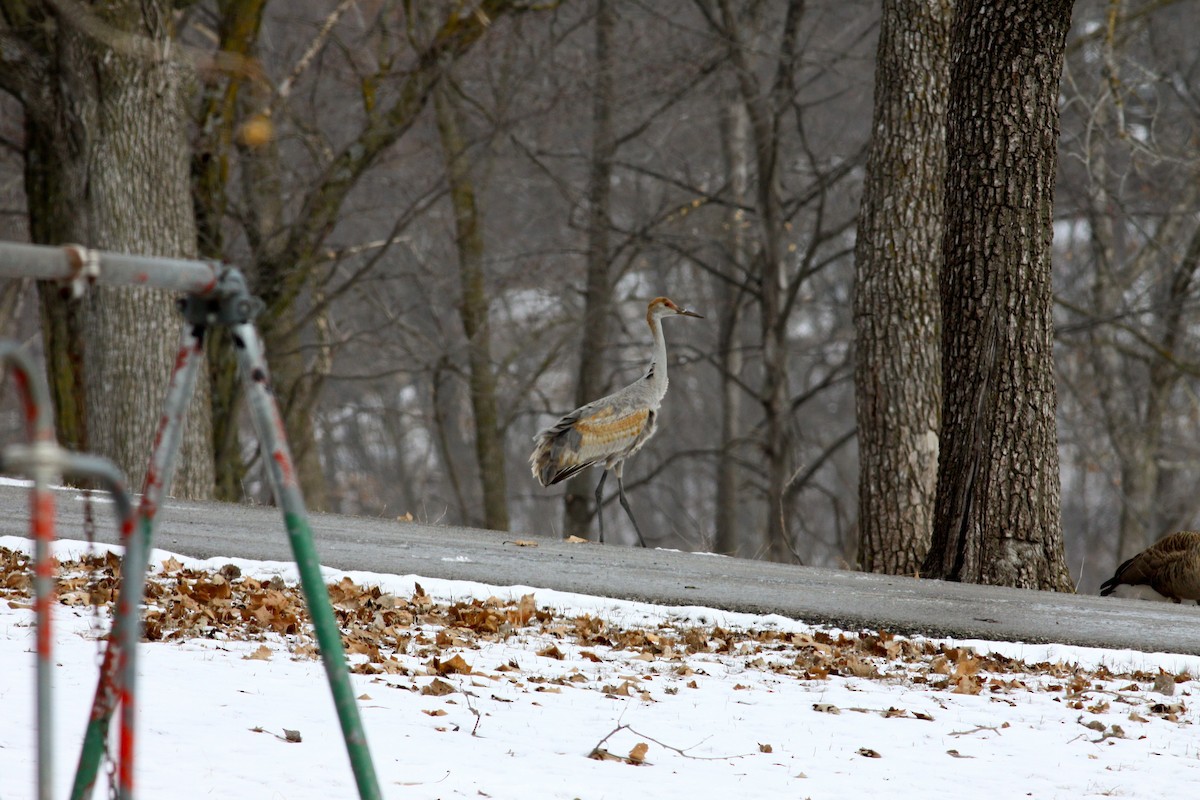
[{"left": 2, "top": 482, "right": 1198, "bottom": 655}]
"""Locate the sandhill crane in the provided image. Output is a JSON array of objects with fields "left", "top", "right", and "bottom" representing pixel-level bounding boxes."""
[
  {"left": 1100, "top": 531, "right": 1200, "bottom": 603},
  {"left": 530, "top": 296, "right": 703, "bottom": 546}
]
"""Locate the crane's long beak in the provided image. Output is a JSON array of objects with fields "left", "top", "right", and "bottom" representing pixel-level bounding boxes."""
[{"left": 678, "top": 307, "right": 703, "bottom": 319}]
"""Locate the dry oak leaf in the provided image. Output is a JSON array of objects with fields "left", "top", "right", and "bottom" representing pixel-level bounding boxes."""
[
  {"left": 430, "top": 654, "right": 473, "bottom": 676},
  {"left": 857, "top": 748, "right": 881, "bottom": 758},
  {"left": 244, "top": 645, "right": 273, "bottom": 661},
  {"left": 564, "top": 536, "right": 590, "bottom": 544},
  {"left": 758, "top": 743, "right": 773, "bottom": 753},
  {"left": 538, "top": 644, "right": 565, "bottom": 660},
  {"left": 423, "top": 709, "right": 448, "bottom": 717},
  {"left": 512, "top": 593, "right": 537, "bottom": 626},
  {"left": 628, "top": 743, "right": 650, "bottom": 764},
  {"left": 505, "top": 539, "right": 539, "bottom": 547},
  {"left": 421, "top": 678, "right": 456, "bottom": 697}
]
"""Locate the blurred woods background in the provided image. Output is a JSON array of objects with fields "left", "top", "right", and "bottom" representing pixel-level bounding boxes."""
[{"left": 0, "top": 0, "right": 1197, "bottom": 593}]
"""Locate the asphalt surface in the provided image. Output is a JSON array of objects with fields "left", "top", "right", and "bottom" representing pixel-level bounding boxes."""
[{"left": 2, "top": 481, "right": 1199, "bottom": 656}]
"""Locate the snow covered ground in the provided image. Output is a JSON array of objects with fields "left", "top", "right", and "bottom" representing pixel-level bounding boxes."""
[{"left": 2, "top": 533, "right": 1199, "bottom": 799}]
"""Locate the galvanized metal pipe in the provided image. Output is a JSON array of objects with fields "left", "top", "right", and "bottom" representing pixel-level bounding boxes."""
[
  {"left": 2, "top": 348, "right": 141, "bottom": 800},
  {"left": 61, "top": 458, "right": 137, "bottom": 799},
  {"left": 0, "top": 342, "right": 58, "bottom": 800},
  {"left": 231, "top": 323, "right": 383, "bottom": 800},
  {"left": 0, "top": 240, "right": 380, "bottom": 796},
  {"left": 0, "top": 241, "right": 219, "bottom": 295},
  {"left": 70, "top": 323, "right": 207, "bottom": 800}
]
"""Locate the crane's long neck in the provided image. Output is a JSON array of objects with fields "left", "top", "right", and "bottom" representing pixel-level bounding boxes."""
[{"left": 645, "top": 314, "right": 669, "bottom": 402}]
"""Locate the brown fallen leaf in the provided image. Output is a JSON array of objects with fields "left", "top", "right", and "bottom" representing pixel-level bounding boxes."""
[
  {"left": 538, "top": 644, "right": 565, "bottom": 660},
  {"left": 504, "top": 539, "right": 539, "bottom": 547},
  {"left": 421, "top": 678, "right": 456, "bottom": 697},
  {"left": 431, "top": 654, "right": 473, "bottom": 676},
  {"left": 283, "top": 729, "right": 302, "bottom": 743},
  {"left": 857, "top": 748, "right": 881, "bottom": 758},
  {"left": 564, "top": 535, "right": 590, "bottom": 544},
  {"left": 946, "top": 749, "right": 973, "bottom": 759},
  {"left": 759, "top": 743, "right": 773, "bottom": 753},
  {"left": 244, "top": 645, "right": 272, "bottom": 661},
  {"left": 423, "top": 709, "right": 448, "bottom": 717},
  {"left": 628, "top": 743, "right": 649, "bottom": 764}
]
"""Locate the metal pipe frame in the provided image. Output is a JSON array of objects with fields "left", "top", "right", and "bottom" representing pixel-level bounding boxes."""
[
  {"left": 0, "top": 344, "right": 136, "bottom": 800},
  {"left": 1, "top": 239, "right": 381, "bottom": 798},
  {"left": 232, "top": 323, "right": 383, "bottom": 800},
  {"left": 69, "top": 322, "right": 207, "bottom": 800},
  {"left": 0, "top": 241, "right": 220, "bottom": 296}
]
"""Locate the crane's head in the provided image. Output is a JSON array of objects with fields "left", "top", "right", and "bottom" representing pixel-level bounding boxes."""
[{"left": 647, "top": 296, "right": 703, "bottom": 326}]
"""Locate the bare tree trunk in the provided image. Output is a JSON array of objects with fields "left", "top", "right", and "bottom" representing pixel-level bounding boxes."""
[
  {"left": 923, "top": 0, "right": 1074, "bottom": 591},
  {"left": 235, "top": 67, "right": 330, "bottom": 511},
  {"left": 434, "top": 77, "right": 510, "bottom": 532},
  {"left": 23, "top": 115, "right": 89, "bottom": 456},
  {"left": 192, "top": 0, "right": 268, "bottom": 502},
  {"left": 713, "top": 98, "right": 750, "bottom": 557},
  {"left": 719, "top": 0, "right": 804, "bottom": 563},
  {"left": 563, "top": 0, "right": 616, "bottom": 540},
  {"left": 187, "top": 2, "right": 521, "bottom": 511},
  {"left": 11, "top": 1, "right": 214, "bottom": 498},
  {"left": 853, "top": 0, "right": 952, "bottom": 575}
]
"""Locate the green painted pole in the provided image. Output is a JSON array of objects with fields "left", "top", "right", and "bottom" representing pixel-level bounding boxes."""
[{"left": 232, "top": 322, "right": 382, "bottom": 800}]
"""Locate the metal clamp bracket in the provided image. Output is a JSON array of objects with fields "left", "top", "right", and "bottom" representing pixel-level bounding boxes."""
[
  {"left": 62, "top": 244, "right": 101, "bottom": 299},
  {"left": 176, "top": 266, "right": 265, "bottom": 327}
]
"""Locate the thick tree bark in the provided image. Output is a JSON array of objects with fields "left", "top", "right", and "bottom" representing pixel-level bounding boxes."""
[
  {"left": 563, "top": 0, "right": 616, "bottom": 541},
  {"left": 853, "top": 0, "right": 952, "bottom": 575},
  {"left": 8, "top": 1, "right": 214, "bottom": 498},
  {"left": 434, "top": 78, "right": 510, "bottom": 532},
  {"left": 923, "top": 0, "right": 1074, "bottom": 591}
]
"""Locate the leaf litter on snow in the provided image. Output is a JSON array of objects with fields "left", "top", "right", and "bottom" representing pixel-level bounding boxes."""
[{"left": 1, "top": 541, "right": 1196, "bottom": 762}]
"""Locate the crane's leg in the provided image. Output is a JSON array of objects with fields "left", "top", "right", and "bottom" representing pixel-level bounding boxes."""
[
  {"left": 615, "top": 466, "right": 647, "bottom": 548},
  {"left": 594, "top": 470, "right": 608, "bottom": 544}
]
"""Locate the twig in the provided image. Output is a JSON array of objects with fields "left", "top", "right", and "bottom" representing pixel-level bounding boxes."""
[
  {"left": 588, "top": 723, "right": 754, "bottom": 761},
  {"left": 949, "top": 724, "right": 1004, "bottom": 737},
  {"left": 464, "top": 690, "right": 483, "bottom": 737}
]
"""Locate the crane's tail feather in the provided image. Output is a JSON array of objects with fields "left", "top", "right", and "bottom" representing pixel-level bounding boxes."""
[{"left": 530, "top": 420, "right": 594, "bottom": 487}]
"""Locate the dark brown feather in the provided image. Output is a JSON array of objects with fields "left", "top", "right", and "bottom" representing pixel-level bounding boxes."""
[{"left": 1100, "top": 531, "right": 1200, "bottom": 602}]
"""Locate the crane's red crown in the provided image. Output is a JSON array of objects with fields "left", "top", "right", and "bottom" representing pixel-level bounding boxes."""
[{"left": 646, "top": 296, "right": 702, "bottom": 326}]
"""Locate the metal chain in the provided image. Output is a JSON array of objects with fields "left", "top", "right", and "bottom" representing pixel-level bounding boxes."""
[
  {"left": 83, "top": 487, "right": 120, "bottom": 800},
  {"left": 106, "top": 743, "right": 119, "bottom": 800},
  {"left": 81, "top": 488, "right": 105, "bottom": 667}
]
